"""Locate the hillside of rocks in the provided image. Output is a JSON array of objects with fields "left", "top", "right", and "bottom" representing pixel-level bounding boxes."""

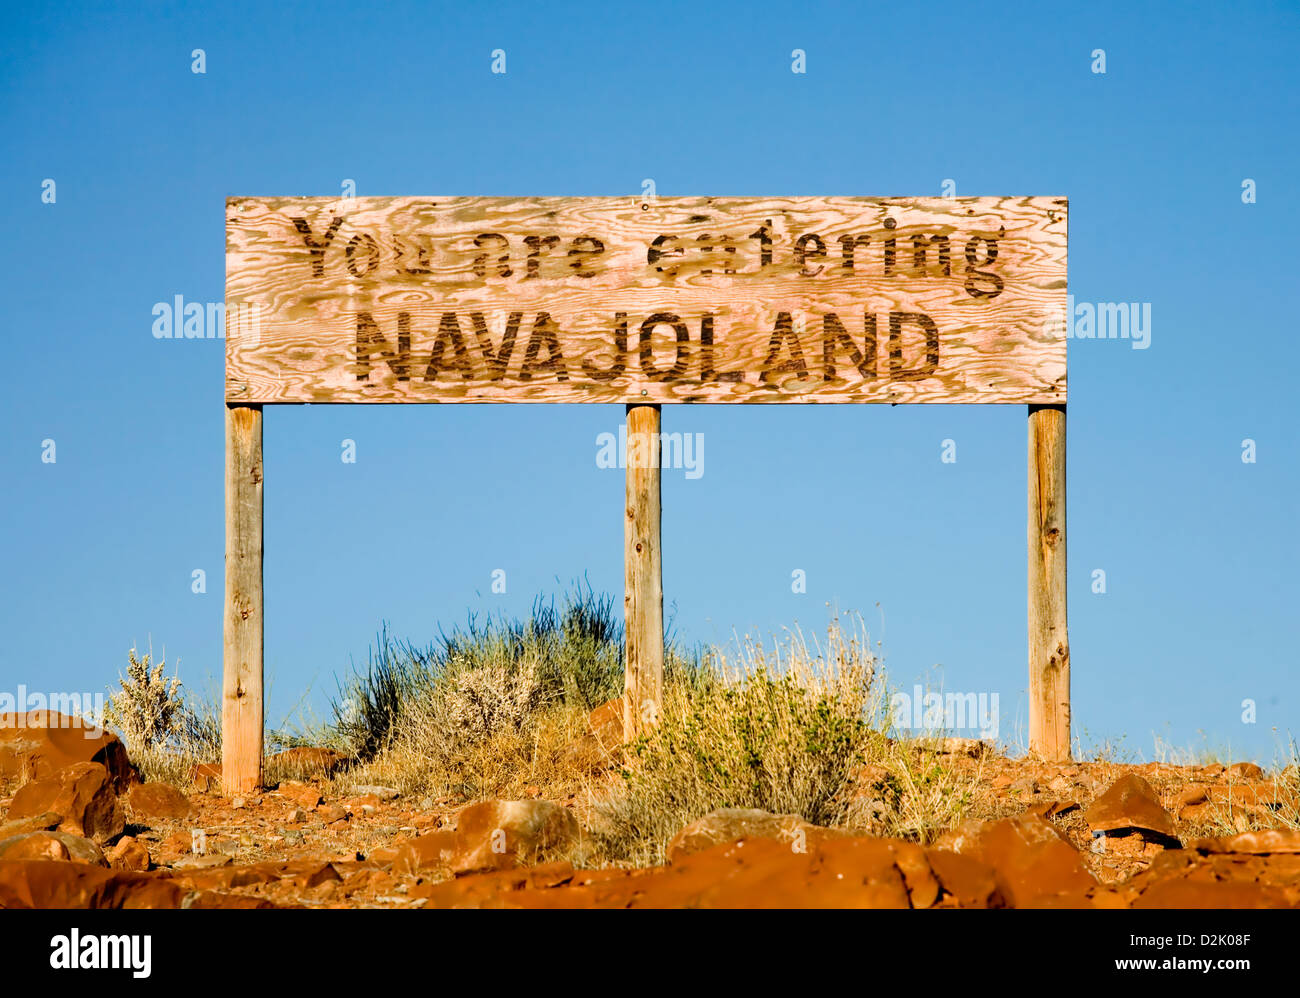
[{"left": 2, "top": 709, "right": 1298, "bottom": 909}]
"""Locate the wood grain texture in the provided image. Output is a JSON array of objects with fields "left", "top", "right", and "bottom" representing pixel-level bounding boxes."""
[
  {"left": 226, "top": 196, "right": 1067, "bottom": 404},
  {"left": 223, "top": 403, "right": 264, "bottom": 793},
  {"left": 623, "top": 403, "right": 664, "bottom": 738},
  {"left": 1028, "top": 404, "right": 1070, "bottom": 761}
]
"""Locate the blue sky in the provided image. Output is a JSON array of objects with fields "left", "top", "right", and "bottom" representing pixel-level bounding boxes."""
[{"left": 3, "top": 1, "right": 1296, "bottom": 762}]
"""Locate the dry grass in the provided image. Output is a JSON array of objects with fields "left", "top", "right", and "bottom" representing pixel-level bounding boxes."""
[
  {"left": 99, "top": 646, "right": 222, "bottom": 785},
  {"left": 327, "top": 586, "right": 693, "bottom": 804},
  {"left": 341, "top": 700, "right": 597, "bottom": 802},
  {"left": 854, "top": 738, "right": 990, "bottom": 840},
  {"left": 581, "top": 618, "right": 988, "bottom": 866},
  {"left": 321, "top": 611, "right": 997, "bottom": 866}
]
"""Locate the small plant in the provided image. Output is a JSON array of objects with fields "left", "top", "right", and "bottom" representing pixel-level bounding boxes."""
[
  {"left": 102, "top": 645, "right": 223, "bottom": 784},
  {"left": 589, "top": 617, "right": 887, "bottom": 866},
  {"left": 444, "top": 660, "right": 552, "bottom": 742},
  {"left": 332, "top": 624, "right": 423, "bottom": 761},
  {"left": 103, "top": 646, "right": 186, "bottom": 754},
  {"left": 333, "top": 583, "right": 702, "bottom": 798},
  {"left": 329, "top": 582, "right": 668, "bottom": 765}
]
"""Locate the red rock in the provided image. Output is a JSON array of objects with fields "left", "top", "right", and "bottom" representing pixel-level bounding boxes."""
[
  {"left": 925, "top": 849, "right": 1005, "bottom": 908},
  {"left": 586, "top": 697, "right": 626, "bottom": 748},
  {"left": 666, "top": 808, "right": 851, "bottom": 864},
  {"left": 0, "top": 811, "right": 63, "bottom": 837},
  {"left": 1177, "top": 785, "right": 1208, "bottom": 807},
  {"left": 395, "top": 800, "right": 579, "bottom": 876},
  {"left": 297, "top": 862, "right": 342, "bottom": 889},
  {"left": 1047, "top": 775, "right": 1073, "bottom": 795},
  {"left": 0, "top": 861, "right": 127, "bottom": 907},
  {"left": 450, "top": 800, "right": 580, "bottom": 874},
  {"left": 420, "top": 836, "right": 919, "bottom": 909},
  {"left": 1208, "top": 782, "right": 1294, "bottom": 814},
  {"left": 1226, "top": 761, "right": 1264, "bottom": 780},
  {"left": 1083, "top": 774, "right": 1176, "bottom": 839},
  {"left": 0, "top": 831, "right": 106, "bottom": 865},
  {"left": 1025, "top": 799, "right": 1080, "bottom": 820},
  {"left": 0, "top": 832, "right": 69, "bottom": 862},
  {"left": 126, "top": 782, "right": 192, "bottom": 821},
  {"left": 411, "top": 811, "right": 445, "bottom": 831},
  {"left": 106, "top": 835, "right": 150, "bottom": 871},
  {"left": 316, "top": 804, "right": 348, "bottom": 824},
  {"left": 886, "top": 840, "right": 941, "bottom": 908},
  {"left": 277, "top": 781, "right": 323, "bottom": 809},
  {"left": 170, "top": 854, "right": 232, "bottom": 871},
  {"left": 1177, "top": 802, "right": 1214, "bottom": 823},
  {"left": 159, "top": 861, "right": 278, "bottom": 892},
  {"left": 180, "top": 890, "right": 281, "bottom": 909},
  {"left": 937, "top": 815, "right": 1096, "bottom": 907},
  {"left": 8, "top": 762, "right": 124, "bottom": 843},
  {"left": 392, "top": 830, "right": 459, "bottom": 875},
  {"left": 0, "top": 712, "right": 136, "bottom": 792},
  {"left": 0, "top": 861, "right": 279, "bottom": 909},
  {"left": 1133, "top": 878, "right": 1292, "bottom": 909},
  {"left": 189, "top": 762, "right": 222, "bottom": 791},
  {"left": 160, "top": 829, "right": 192, "bottom": 857},
  {"left": 267, "top": 747, "right": 347, "bottom": 779},
  {"left": 1191, "top": 829, "right": 1300, "bottom": 855}
]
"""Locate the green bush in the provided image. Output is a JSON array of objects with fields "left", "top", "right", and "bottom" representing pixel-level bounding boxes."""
[{"left": 590, "top": 620, "right": 886, "bottom": 866}]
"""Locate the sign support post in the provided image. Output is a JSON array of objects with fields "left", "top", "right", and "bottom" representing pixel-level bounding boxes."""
[
  {"left": 1028, "top": 402, "right": 1069, "bottom": 760},
  {"left": 623, "top": 402, "right": 664, "bottom": 737},
  {"left": 222, "top": 401, "right": 264, "bottom": 793}
]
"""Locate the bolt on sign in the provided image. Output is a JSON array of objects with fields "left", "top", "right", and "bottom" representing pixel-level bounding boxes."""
[
  {"left": 225, "top": 196, "right": 1067, "bottom": 404},
  {"left": 221, "top": 195, "right": 1072, "bottom": 797}
]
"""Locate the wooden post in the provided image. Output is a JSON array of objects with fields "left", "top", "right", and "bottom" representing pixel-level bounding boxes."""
[
  {"left": 223, "top": 403, "right": 264, "bottom": 794},
  {"left": 1028, "top": 403, "right": 1070, "bottom": 760},
  {"left": 623, "top": 402, "right": 664, "bottom": 738}
]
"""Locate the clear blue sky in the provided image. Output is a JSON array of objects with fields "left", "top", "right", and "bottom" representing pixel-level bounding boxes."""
[{"left": 3, "top": 1, "right": 1296, "bottom": 762}]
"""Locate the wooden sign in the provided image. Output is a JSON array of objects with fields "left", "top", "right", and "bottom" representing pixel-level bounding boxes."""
[
  {"left": 220, "top": 193, "right": 1075, "bottom": 792},
  {"left": 226, "top": 196, "right": 1067, "bottom": 405}
]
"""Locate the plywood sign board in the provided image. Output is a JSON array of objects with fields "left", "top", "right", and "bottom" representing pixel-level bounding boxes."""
[{"left": 225, "top": 196, "right": 1067, "bottom": 404}]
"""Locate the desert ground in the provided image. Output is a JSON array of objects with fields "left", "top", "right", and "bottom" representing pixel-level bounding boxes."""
[
  {"left": 2, "top": 709, "right": 1298, "bottom": 909},
  {"left": 3, "top": 602, "right": 1297, "bottom": 909}
]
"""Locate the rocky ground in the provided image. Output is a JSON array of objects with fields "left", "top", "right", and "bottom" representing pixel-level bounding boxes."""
[{"left": 2, "top": 711, "right": 1298, "bottom": 909}]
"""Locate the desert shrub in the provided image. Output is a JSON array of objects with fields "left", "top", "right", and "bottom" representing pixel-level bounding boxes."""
[
  {"left": 333, "top": 583, "right": 703, "bottom": 797},
  {"left": 444, "top": 661, "right": 552, "bottom": 740},
  {"left": 551, "top": 588, "right": 624, "bottom": 710},
  {"left": 102, "top": 647, "right": 222, "bottom": 784},
  {"left": 331, "top": 624, "right": 426, "bottom": 761},
  {"left": 432, "top": 585, "right": 628, "bottom": 710},
  {"left": 103, "top": 647, "right": 185, "bottom": 753},
  {"left": 589, "top": 617, "right": 886, "bottom": 866},
  {"left": 331, "top": 583, "right": 682, "bottom": 762}
]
